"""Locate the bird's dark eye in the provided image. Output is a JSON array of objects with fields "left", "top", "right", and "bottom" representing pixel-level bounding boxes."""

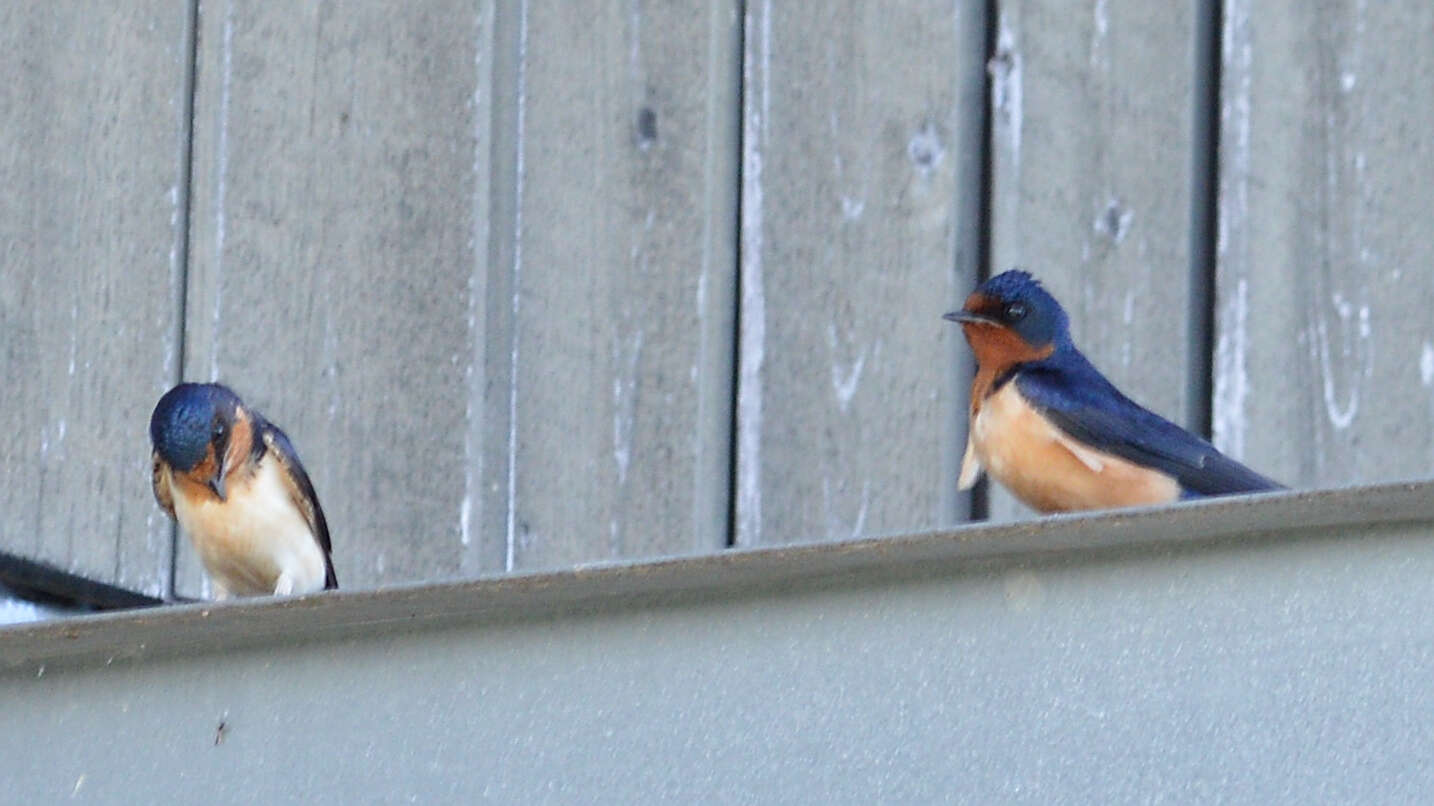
[
  {"left": 212, "top": 421, "right": 227, "bottom": 441},
  {"left": 1004, "top": 302, "right": 1028, "bottom": 321}
]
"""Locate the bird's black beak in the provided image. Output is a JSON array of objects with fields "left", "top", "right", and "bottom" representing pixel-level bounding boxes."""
[
  {"left": 208, "top": 458, "right": 228, "bottom": 501},
  {"left": 943, "top": 309, "right": 998, "bottom": 326}
]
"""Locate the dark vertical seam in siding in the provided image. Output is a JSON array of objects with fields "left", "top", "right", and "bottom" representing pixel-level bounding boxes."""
[
  {"left": 968, "top": 0, "right": 1000, "bottom": 523},
  {"left": 725, "top": 1, "right": 747, "bottom": 548},
  {"left": 167, "top": 0, "right": 202, "bottom": 599},
  {"left": 1187, "top": 0, "right": 1222, "bottom": 438},
  {"left": 943, "top": 1, "right": 992, "bottom": 526}
]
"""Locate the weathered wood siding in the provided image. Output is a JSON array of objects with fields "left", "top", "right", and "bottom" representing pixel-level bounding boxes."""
[
  {"left": 181, "top": 1, "right": 489, "bottom": 595},
  {"left": 175, "top": 1, "right": 741, "bottom": 597},
  {"left": 2, "top": 1, "right": 1430, "bottom": 599},
  {"left": 734, "top": 0, "right": 987, "bottom": 545},
  {"left": 0, "top": 5, "right": 193, "bottom": 597},
  {"left": 1214, "top": 0, "right": 1434, "bottom": 490},
  {"left": 474, "top": 2, "right": 740, "bottom": 572}
]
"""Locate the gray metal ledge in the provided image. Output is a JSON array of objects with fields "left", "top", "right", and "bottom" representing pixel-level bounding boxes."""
[
  {"left": 4, "top": 481, "right": 1434, "bottom": 803},
  {"left": 2, "top": 481, "right": 1427, "bottom": 672}
]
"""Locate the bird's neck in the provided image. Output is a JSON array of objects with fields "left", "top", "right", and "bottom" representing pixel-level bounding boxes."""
[
  {"left": 964, "top": 326, "right": 1058, "bottom": 414},
  {"left": 971, "top": 363, "right": 1021, "bottom": 415}
]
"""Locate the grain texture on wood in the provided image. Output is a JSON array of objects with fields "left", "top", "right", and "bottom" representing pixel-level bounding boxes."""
[
  {"left": 184, "top": 1, "right": 739, "bottom": 593},
  {"left": 0, "top": 5, "right": 193, "bottom": 597},
  {"left": 183, "top": 1, "right": 489, "bottom": 595},
  {"left": 734, "top": 1, "right": 988, "bottom": 546},
  {"left": 1214, "top": 0, "right": 1434, "bottom": 490},
  {"left": 474, "top": 1, "right": 741, "bottom": 571}
]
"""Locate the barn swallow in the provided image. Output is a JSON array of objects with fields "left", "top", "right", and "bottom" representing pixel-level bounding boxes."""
[
  {"left": 945, "top": 270, "right": 1282, "bottom": 513},
  {"left": 150, "top": 383, "right": 337, "bottom": 598}
]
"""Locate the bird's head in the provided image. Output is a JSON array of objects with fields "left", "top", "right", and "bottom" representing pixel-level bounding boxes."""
[
  {"left": 150, "top": 383, "right": 246, "bottom": 500},
  {"left": 944, "top": 269, "right": 1071, "bottom": 368}
]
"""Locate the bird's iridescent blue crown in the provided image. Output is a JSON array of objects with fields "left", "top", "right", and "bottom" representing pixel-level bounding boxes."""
[
  {"left": 150, "top": 383, "right": 241, "bottom": 471},
  {"left": 973, "top": 269, "right": 1072, "bottom": 348}
]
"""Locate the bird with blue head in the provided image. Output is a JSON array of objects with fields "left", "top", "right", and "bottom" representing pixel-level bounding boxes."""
[
  {"left": 945, "top": 270, "right": 1282, "bottom": 513},
  {"left": 150, "top": 382, "right": 337, "bottom": 598}
]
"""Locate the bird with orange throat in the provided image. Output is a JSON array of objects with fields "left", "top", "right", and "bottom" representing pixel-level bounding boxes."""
[
  {"left": 945, "top": 270, "right": 1282, "bottom": 513},
  {"left": 150, "top": 383, "right": 337, "bottom": 598}
]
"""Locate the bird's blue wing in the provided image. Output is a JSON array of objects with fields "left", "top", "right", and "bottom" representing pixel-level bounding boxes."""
[{"left": 1014, "top": 358, "right": 1283, "bottom": 497}]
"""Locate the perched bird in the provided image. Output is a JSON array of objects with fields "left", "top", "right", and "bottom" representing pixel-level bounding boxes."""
[
  {"left": 150, "top": 383, "right": 337, "bottom": 598},
  {"left": 945, "top": 270, "right": 1282, "bottom": 513}
]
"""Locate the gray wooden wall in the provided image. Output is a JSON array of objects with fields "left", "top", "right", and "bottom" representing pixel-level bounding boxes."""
[{"left": 2, "top": 1, "right": 1431, "bottom": 601}]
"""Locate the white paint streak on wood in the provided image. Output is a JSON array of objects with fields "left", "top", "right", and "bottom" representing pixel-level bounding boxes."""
[
  {"left": 827, "top": 104, "right": 867, "bottom": 222},
  {"left": 1217, "top": 0, "right": 1251, "bottom": 262},
  {"left": 989, "top": 16, "right": 1022, "bottom": 172},
  {"left": 1213, "top": 278, "right": 1249, "bottom": 458},
  {"left": 612, "top": 330, "right": 643, "bottom": 486},
  {"left": 827, "top": 323, "right": 866, "bottom": 413},
  {"left": 1214, "top": 0, "right": 1252, "bottom": 459},
  {"left": 209, "top": 0, "right": 235, "bottom": 382},
  {"left": 505, "top": 0, "right": 530, "bottom": 571},
  {"left": 1090, "top": 0, "right": 1109, "bottom": 69},
  {"left": 461, "top": 7, "right": 493, "bottom": 551},
  {"left": 67, "top": 305, "right": 78, "bottom": 376},
  {"left": 1313, "top": 293, "right": 1371, "bottom": 431},
  {"left": 165, "top": 186, "right": 181, "bottom": 379},
  {"left": 736, "top": 0, "right": 770, "bottom": 546},
  {"left": 1312, "top": 3, "right": 1373, "bottom": 435},
  {"left": 822, "top": 476, "right": 869, "bottom": 540}
]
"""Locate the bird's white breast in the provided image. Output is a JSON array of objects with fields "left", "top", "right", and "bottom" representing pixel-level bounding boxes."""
[{"left": 172, "top": 455, "right": 327, "bottom": 597}]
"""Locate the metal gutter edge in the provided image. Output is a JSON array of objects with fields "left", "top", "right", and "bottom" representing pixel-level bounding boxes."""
[{"left": 3, "top": 480, "right": 1431, "bottom": 673}]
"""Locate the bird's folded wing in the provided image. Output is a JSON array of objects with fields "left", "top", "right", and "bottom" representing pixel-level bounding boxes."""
[
  {"left": 261, "top": 425, "right": 338, "bottom": 588},
  {"left": 1015, "top": 369, "right": 1283, "bottom": 496}
]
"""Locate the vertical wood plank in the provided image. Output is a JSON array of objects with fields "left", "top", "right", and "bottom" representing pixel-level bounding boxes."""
[
  {"left": 736, "top": 1, "right": 986, "bottom": 545},
  {"left": 185, "top": 1, "right": 739, "bottom": 592},
  {"left": 1215, "top": 0, "right": 1434, "bottom": 489},
  {"left": 0, "top": 5, "right": 192, "bottom": 597},
  {"left": 984, "top": 0, "right": 1201, "bottom": 520},
  {"left": 184, "top": 1, "right": 488, "bottom": 594},
  {"left": 479, "top": 1, "right": 740, "bottom": 570}
]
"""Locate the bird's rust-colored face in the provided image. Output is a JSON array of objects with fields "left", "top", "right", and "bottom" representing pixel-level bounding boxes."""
[{"left": 951, "top": 291, "right": 1055, "bottom": 372}]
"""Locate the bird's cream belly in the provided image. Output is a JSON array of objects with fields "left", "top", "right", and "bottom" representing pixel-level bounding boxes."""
[
  {"left": 971, "top": 383, "right": 1181, "bottom": 513},
  {"left": 172, "top": 457, "right": 327, "bottom": 597}
]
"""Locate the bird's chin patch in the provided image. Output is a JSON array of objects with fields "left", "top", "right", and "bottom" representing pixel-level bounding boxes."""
[{"left": 178, "top": 444, "right": 224, "bottom": 501}]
